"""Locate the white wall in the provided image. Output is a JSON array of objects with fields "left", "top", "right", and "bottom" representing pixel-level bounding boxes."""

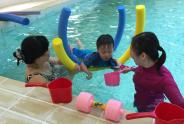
[{"left": 0, "top": 0, "right": 47, "bottom": 8}]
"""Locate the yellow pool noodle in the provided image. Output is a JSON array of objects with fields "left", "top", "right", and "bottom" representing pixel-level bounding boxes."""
[
  {"left": 118, "top": 5, "right": 145, "bottom": 64},
  {"left": 52, "top": 37, "right": 77, "bottom": 71}
]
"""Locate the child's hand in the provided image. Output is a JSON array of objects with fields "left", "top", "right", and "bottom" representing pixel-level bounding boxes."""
[
  {"left": 75, "top": 64, "right": 81, "bottom": 71},
  {"left": 80, "top": 62, "right": 92, "bottom": 80},
  {"left": 86, "top": 71, "right": 92, "bottom": 80}
]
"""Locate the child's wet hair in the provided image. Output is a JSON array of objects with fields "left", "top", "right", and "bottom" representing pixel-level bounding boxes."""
[
  {"left": 131, "top": 32, "right": 166, "bottom": 71},
  {"left": 13, "top": 35, "right": 49, "bottom": 65},
  {"left": 96, "top": 34, "right": 114, "bottom": 49}
]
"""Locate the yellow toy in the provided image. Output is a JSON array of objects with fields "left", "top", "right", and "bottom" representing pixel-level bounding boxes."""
[
  {"left": 52, "top": 38, "right": 77, "bottom": 71},
  {"left": 118, "top": 5, "right": 145, "bottom": 64}
]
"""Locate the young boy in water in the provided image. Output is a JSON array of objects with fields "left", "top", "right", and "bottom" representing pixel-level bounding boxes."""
[{"left": 73, "top": 34, "right": 119, "bottom": 79}]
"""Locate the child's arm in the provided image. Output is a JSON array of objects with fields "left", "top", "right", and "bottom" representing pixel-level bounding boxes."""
[
  {"left": 120, "top": 65, "right": 137, "bottom": 73},
  {"left": 80, "top": 62, "right": 92, "bottom": 80},
  {"left": 120, "top": 66, "right": 133, "bottom": 73},
  {"left": 163, "top": 78, "right": 184, "bottom": 108},
  {"left": 111, "top": 58, "right": 137, "bottom": 73}
]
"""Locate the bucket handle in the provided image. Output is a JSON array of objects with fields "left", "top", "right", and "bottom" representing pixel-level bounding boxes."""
[
  {"left": 25, "top": 82, "right": 48, "bottom": 88},
  {"left": 126, "top": 112, "right": 156, "bottom": 120}
]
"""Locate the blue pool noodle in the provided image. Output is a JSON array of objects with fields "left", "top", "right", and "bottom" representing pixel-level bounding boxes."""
[
  {"left": 58, "top": 6, "right": 125, "bottom": 64},
  {"left": 0, "top": 13, "right": 30, "bottom": 25},
  {"left": 114, "top": 6, "right": 125, "bottom": 51},
  {"left": 58, "top": 7, "right": 81, "bottom": 64}
]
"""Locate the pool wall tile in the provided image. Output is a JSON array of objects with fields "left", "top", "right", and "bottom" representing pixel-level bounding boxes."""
[
  {"left": 0, "top": 111, "right": 42, "bottom": 124},
  {"left": 45, "top": 107, "right": 101, "bottom": 124},
  {"left": 10, "top": 97, "right": 57, "bottom": 121},
  {"left": 26, "top": 87, "right": 51, "bottom": 102},
  {"left": 0, "top": 108, "right": 5, "bottom": 114},
  {"left": 0, "top": 78, "right": 32, "bottom": 94},
  {"left": 0, "top": 89, "right": 21, "bottom": 108},
  {"left": 0, "top": 76, "right": 7, "bottom": 84}
]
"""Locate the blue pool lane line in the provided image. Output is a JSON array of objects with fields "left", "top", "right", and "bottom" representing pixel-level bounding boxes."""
[{"left": 0, "top": 13, "right": 30, "bottom": 25}]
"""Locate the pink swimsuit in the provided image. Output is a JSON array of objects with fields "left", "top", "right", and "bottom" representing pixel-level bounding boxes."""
[{"left": 133, "top": 64, "right": 184, "bottom": 112}]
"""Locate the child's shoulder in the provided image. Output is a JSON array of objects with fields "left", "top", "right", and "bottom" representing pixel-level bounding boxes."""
[
  {"left": 86, "top": 52, "right": 99, "bottom": 59},
  {"left": 159, "top": 65, "right": 169, "bottom": 72}
]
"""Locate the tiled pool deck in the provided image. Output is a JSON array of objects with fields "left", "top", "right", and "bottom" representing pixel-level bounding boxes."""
[
  {"left": 0, "top": 1, "right": 153, "bottom": 123},
  {"left": 0, "top": 76, "right": 153, "bottom": 124}
]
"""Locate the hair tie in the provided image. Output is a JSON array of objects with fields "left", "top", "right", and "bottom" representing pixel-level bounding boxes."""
[
  {"left": 13, "top": 49, "right": 25, "bottom": 65},
  {"left": 157, "top": 46, "right": 163, "bottom": 52}
]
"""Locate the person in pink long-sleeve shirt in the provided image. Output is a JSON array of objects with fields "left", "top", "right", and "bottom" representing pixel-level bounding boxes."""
[{"left": 122, "top": 32, "right": 184, "bottom": 112}]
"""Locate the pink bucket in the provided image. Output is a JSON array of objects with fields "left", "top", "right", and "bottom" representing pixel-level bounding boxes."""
[
  {"left": 104, "top": 65, "right": 135, "bottom": 86},
  {"left": 104, "top": 71, "right": 120, "bottom": 86}
]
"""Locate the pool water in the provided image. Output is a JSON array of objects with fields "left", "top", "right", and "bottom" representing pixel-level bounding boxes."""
[{"left": 0, "top": 0, "right": 184, "bottom": 111}]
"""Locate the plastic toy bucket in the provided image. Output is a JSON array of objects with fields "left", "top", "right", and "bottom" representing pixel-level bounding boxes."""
[
  {"left": 104, "top": 65, "right": 136, "bottom": 86},
  {"left": 104, "top": 71, "right": 120, "bottom": 86},
  {"left": 25, "top": 77, "right": 72, "bottom": 104},
  {"left": 126, "top": 102, "right": 184, "bottom": 124}
]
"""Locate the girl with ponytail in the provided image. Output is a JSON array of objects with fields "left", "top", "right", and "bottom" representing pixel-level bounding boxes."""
[{"left": 122, "top": 32, "right": 184, "bottom": 112}]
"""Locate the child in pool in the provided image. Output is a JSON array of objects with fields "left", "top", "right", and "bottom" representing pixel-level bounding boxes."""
[
  {"left": 13, "top": 35, "right": 78, "bottom": 83},
  {"left": 73, "top": 34, "right": 120, "bottom": 79},
  {"left": 122, "top": 32, "right": 184, "bottom": 112}
]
